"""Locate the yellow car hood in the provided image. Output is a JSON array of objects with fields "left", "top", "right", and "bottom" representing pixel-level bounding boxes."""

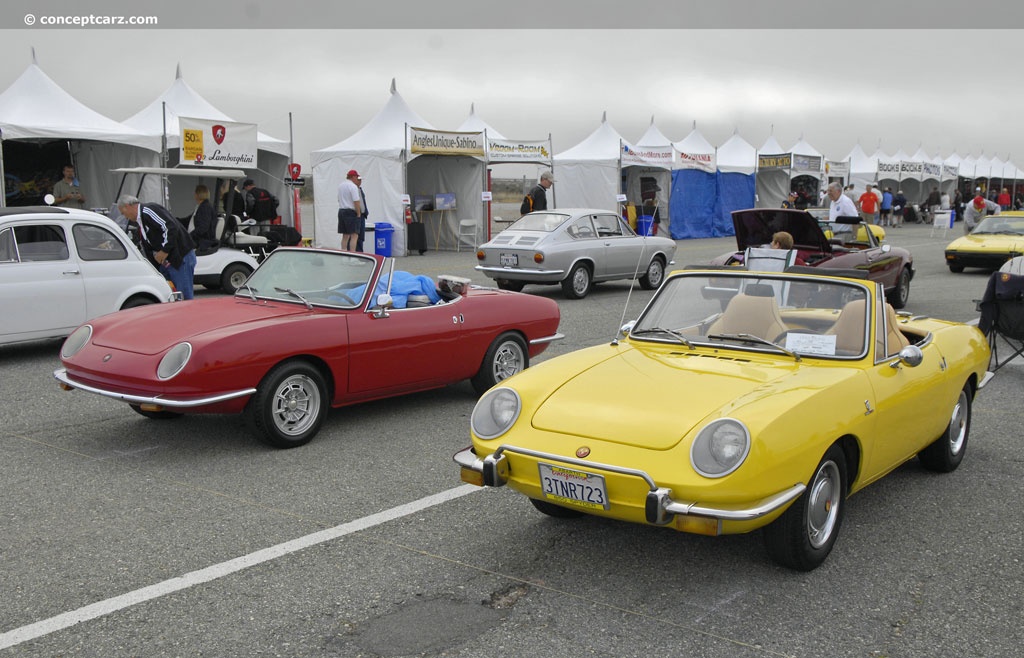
[
  {"left": 531, "top": 346, "right": 805, "bottom": 450},
  {"left": 948, "top": 234, "right": 1024, "bottom": 252}
]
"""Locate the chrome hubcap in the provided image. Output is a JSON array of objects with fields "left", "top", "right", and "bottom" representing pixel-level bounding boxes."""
[
  {"left": 807, "top": 460, "right": 841, "bottom": 549},
  {"left": 493, "top": 341, "right": 525, "bottom": 382},
  {"left": 949, "top": 391, "right": 968, "bottom": 455},
  {"left": 271, "top": 374, "right": 321, "bottom": 436}
]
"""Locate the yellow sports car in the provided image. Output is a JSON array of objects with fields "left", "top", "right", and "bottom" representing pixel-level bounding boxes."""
[
  {"left": 454, "top": 268, "right": 992, "bottom": 571},
  {"left": 945, "top": 211, "right": 1024, "bottom": 272}
]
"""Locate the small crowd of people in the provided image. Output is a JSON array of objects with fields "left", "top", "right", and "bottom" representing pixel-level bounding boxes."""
[{"left": 52, "top": 163, "right": 284, "bottom": 301}]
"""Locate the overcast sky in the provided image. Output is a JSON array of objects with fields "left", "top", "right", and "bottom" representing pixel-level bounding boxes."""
[{"left": 3, "top": 0, "right": 1024, "bottom": 174}]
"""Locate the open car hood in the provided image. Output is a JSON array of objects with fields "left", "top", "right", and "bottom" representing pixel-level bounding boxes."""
[{"left": 731, "top": 208, "right": 832, "bottom": 253}]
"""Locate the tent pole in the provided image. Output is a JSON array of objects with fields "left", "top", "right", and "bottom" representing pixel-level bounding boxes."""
[
  {"left": 0, "top": 129, "right": 6, "bottom": 208},
  {"left": 288, "top": 111, "right": 296, "bottom": 231},
  {"left": 161, "top": 102, "right": 168, "bottom": 206},
  {"left": 548, "top": 133, "right": 555, "bottom": 208}
]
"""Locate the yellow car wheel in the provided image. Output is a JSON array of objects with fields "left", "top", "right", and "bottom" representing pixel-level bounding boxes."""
[{"left": 763, "top": 444, "right": 848, "bottom": 571}]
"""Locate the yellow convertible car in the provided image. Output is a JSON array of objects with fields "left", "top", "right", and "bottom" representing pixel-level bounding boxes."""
[
  {"left": 454, "top": 268, "right": 992, "bottom": 570},
  {"left": 945, "top": 211, "right": 1024, "bottom": 272}
]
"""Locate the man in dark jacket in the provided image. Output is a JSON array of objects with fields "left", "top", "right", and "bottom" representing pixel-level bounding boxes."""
[
  {"left": 528, "top": 170, "right": 555, "bottom": 212},
  {"left": 242, "top": 178, "right": 279, "bottom": 222},
  {"left": 117, "top": 194, "right": 197, "bottom": 299}
]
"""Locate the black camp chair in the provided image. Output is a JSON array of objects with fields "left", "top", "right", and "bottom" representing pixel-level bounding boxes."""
[{"left": 977, "top": 259, "right": 1024, "bottom": 372}]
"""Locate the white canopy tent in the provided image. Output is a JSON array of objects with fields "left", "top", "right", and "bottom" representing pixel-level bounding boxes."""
[
  {"left": 311, "top": 79, "right": 435, "bottom": 255},
  {"left": 628, "top": 117, "right": 673, "bottom": 214},
  {"left": 0, "top": 53, "right": 160, "bottom": 208},
  {"left": 846, "top": 143, "right": 878, "bottom": 193},
  {"left": 122, "top": 65, "right": 290, "bottom": 219},
  {"left": 717, "top": 132, "right": 757, "bottom": 175},
  {"left": 754, "top": 134, "right": 825, "bottom": 209},
  {"left": 553, "top": 113, "right": 630, "bottom": 210}
]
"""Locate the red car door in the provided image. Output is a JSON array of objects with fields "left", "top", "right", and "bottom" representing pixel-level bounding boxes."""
[{"left": 345, "top": 303, "right": 464, "bottom": 396}]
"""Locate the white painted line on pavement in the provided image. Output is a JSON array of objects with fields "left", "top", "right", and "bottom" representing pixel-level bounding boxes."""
[{"left": 0, "top": 484, "right": 481, "bottom": 650}]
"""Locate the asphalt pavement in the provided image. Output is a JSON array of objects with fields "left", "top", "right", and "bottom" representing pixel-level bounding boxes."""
[{"left": 1, "top": 221, "right": 1022, "bottom": 657}]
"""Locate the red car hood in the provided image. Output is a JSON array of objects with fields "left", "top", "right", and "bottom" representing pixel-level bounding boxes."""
[{"left": 89, "top": 297, "right": 311, "bottom": 355}]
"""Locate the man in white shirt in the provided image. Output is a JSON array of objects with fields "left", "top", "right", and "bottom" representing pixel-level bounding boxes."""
[
  {"left": 827, "top": 182, "right": 858, "bottom": 221},
  {"left": 337, "top": 169, "right": 363, "bottom": 251}
]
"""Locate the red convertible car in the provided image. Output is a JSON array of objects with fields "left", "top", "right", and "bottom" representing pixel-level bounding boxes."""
[
  {"left": 54, "top": 248, "right": 563, "bottom": 448},
  {"left": 712, "top": 209, "right": 915, "bottom": 308}
]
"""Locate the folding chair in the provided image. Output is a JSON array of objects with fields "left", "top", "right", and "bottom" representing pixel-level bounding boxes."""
[
  {"left": 743, "top": 246, "right": 797, "bottom": 273},
  {"left": 977, "top": 260, "right": 1024, "bottom": 372}
]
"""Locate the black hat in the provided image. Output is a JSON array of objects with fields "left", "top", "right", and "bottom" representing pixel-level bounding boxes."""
[{"left": 242, "top": 178, "right": 255, "bottom": 187}]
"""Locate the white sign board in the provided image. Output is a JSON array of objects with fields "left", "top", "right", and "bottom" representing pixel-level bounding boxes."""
[{"left": 179, "top": 117, "right": 257, "bottom": 168}]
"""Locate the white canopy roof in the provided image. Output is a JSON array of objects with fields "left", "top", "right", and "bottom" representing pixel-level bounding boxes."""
[
  {"left": 456, "top": 103, "right": 505, "bottom": 139},
  {"left": 789, "top": 137, "right": 822, "bottom": 158},
  {"left": 846, "top": 143, "right": 878, "bottom": 176},
  {"left": 635, "top": 117, "right": 672, "bottom": 147},
  {"left": 716, "top": 131, "right": 756, "bottom": 174},
  {"left": 311, "top": 79, "right": 433, "bottom": 162},
  {"left": 553, "top": 113, "right": 631, "bottom": 209},
  {"left": 555, "top": 112, "right": 630, "bottom": 161},
  {"left": 759, "top": 135, "right": 785, "bottom": 154},
  {"left": 122, "top": 65, "right": 288, "bottom": 156},
  {"left": 0, "top": 59, "right": 158, "bottom": 151},
  {"left": 673, "top": 123, "right": 714, "bottom": 155}
]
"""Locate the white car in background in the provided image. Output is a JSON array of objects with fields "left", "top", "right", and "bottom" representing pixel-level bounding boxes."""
[
  {"left": 112, "top": 167, "right": 266, "bottom": 294},
  {"left": 0, "top": 206, "right": 177, "bottom": 346}
]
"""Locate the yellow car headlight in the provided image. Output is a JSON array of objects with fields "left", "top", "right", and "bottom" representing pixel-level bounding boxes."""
[
  {"left": 691, "top": 418, "right": 750, "bottom": 478},
  {"left": 157, "top": 342, "right": 192, "bottom": 380},
  {"left": 471, "top": 387, "right": 521, "bottom": 440},
  {"left": 61, "top": 325, "right": 93, "bottom": 359}
]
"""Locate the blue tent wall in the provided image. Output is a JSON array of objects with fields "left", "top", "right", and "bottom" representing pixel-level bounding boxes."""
[
  {"left": 668, "top": 169, "right": 717, "bottom": 239},
  {"left": 713, "top": 171, "right": 755, "bottom": 237}
]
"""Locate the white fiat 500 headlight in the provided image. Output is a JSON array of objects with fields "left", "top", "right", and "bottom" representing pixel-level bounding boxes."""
[
  {"left": 61, "top": 325, "right": 93, "bottom": 359},
  {"left": 471, "top": 387, "right": 521, "bottom": 440},
  {"left": 691, "top": 418, "right": 751, "bottom": 478},
  {"left": 157, "top": 342, "right": 192, "bottom": 380}
]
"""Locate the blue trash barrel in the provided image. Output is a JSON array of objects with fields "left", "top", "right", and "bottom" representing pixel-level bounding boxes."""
[
  {"left": 374, "top": 222, "right": 394, "bottom": 257},
  {"left": 636, "top": 215, "right": 654, "bottom": 236}
]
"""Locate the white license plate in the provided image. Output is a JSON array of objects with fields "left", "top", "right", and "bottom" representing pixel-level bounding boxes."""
[
  {"left": 538, "top": 463, "right": 609, "bottom": 510},
  {"left": 500, "top": 253, "right": 519, "bottom": 267}
]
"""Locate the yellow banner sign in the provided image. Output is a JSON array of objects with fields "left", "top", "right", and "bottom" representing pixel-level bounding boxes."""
[
  {"left": 182, "top": 128, "right": 204, "bottom": 164},
  {"left": 410, "top": 128, "right": 485, "bottom": 157}
]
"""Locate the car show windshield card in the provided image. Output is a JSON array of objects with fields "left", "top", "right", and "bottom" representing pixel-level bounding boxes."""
[
  {"left": 538, "top": 463, "right": 609, "bottom": 511},
  {"left": 784, "top": 332, "right": 838, "bottom": 356}
]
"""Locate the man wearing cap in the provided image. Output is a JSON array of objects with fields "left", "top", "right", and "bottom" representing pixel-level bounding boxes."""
[
  {"left": 962, "top": 195, "right": 1000, "bottom": 235},
  {"left": 337, "top": 169, "right": 363, "bottom": 251},
  {"left": 781, "top": 191, "right": 798, "bottom": 209},
  {"left": 528, "top": 171, "right": 554, "bottom": 212}
]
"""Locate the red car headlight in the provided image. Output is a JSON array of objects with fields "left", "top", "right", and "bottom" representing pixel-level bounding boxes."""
[
  {"left": 61, "top": 325, "right": 92, "bottom": 359},
  {"left": 157, "top": 342, "right": 192, "bottom": 380}
]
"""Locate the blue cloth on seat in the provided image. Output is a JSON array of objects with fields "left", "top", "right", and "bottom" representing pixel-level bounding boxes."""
[{"left": 348, "top": 271, "right": 441, "bottom": 309}]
